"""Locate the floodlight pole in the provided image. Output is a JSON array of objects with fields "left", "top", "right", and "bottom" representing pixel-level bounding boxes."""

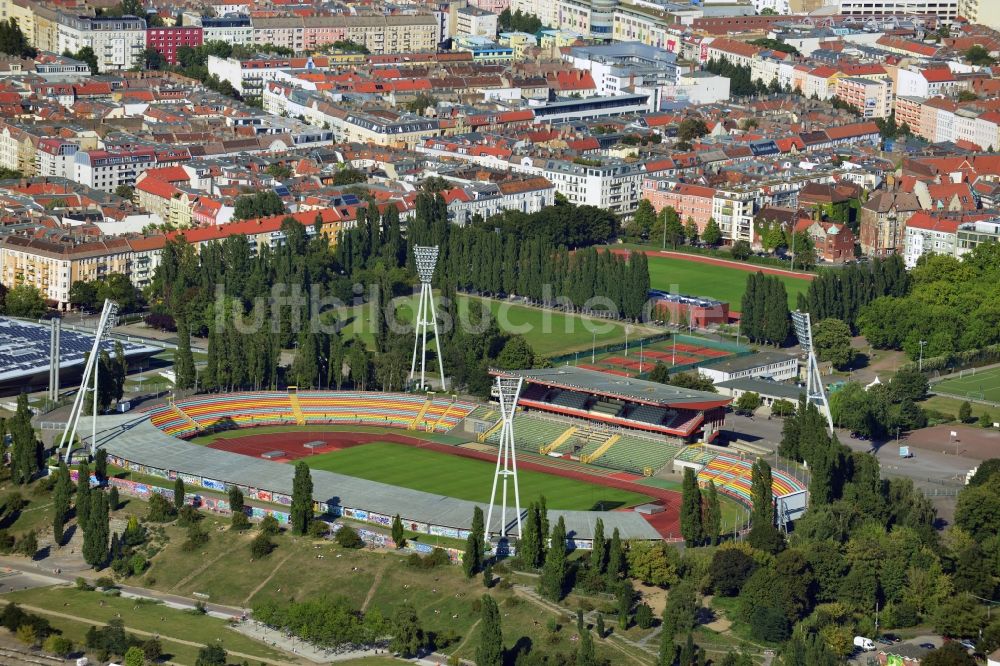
[
  {"left": 486, "top": 376, "right": 523, "bottom": 540},
  {"left": 58, "top": 299, "right": 118, "bottom": 463},
  {"left": 410, "top": 246, "right": 446, "bottom": 391},
  {"left": 791, "top": 310, "right": 833, "bottom": 434}
]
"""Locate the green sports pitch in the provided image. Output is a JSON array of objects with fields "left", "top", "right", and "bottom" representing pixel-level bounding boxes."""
[
  {"left": 303, "top": 442, "right": 652, "bottom": 511},
  {"left": 647, "top": 255, "right": 810, "bottom": 308},
  {"left": 933, "top": 366, "right": 1000, "bottom": 403}
]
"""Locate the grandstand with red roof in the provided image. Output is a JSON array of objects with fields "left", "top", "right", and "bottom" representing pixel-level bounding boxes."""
[{"left": 491, "top": 366, "right": 730, "bottom": 443}]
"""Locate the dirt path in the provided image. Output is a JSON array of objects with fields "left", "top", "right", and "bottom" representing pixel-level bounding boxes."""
[
  {"left": 360, "top": 560, "right": 388, "bottom": 612},
  {"left": 1, "top": 602, "right": 302, "bottom": 666},
  {"left": 172, "top": 545, "right": 236, "bottom": 593},
  {"left": 242, "top": 550, "right": 294, "bottom": 606}
]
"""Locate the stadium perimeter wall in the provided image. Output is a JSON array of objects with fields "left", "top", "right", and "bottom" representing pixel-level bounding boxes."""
[{"left": 81, "top": 413, "right": 663, "bottom": 544}]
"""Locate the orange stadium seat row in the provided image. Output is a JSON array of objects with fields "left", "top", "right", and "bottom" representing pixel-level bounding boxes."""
[{"left": 148, "top": 392, "right": 476, "bottom": 437}]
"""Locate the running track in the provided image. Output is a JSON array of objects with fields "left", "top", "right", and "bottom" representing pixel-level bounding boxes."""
[
  {"left": 209, "top": 430, "right": 682, "bottom": 539},
  {"left": 609, "top": 248, "right": 816, "bottom": 280}
]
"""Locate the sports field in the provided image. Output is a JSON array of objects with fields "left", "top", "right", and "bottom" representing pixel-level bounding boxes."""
[
  {"left": 933, "top": 366, "right": 1000, "bottom": 403},
  {"left": 569, "top": 334, "right": 739, "bottom": 377},
  {"left": 647, "top": 255, "right": 809, "bottom": 308},
  {"left": 303, "top": 442, "right": 652, "bottom": 511},
  {"left": 338, "top": 294, "right": 654, "bottom": 357}
]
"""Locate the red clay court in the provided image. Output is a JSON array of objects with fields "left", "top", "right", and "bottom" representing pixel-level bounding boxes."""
[
  {"left": 206, "top": 428, "right": 682, "bottom": 538},
  {"left": 904, "top": 424, "right": 1000, "bottom": 460}
]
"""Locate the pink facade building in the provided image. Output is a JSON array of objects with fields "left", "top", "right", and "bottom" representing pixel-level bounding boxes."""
[
  {"left": 146, "top": 27, "right": 203, "bottom": 66},
  {"left": 642, "top": 179, "right": 716, "bottom": 234}
]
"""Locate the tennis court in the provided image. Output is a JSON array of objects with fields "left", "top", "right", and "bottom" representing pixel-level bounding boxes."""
[
  {"left": 934, "top": 366, "right": 1000, "bottom": 403},
  {"left": 561, "top": 335, "right": 743, "bottom": 378}
]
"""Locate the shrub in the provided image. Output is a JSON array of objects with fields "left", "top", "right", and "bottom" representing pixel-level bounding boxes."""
[
  {"left": 308, "top": 520, "right": 330, "bottom": 538},
  {"left": 178, "top": 505, "right": 202, "bottom": 526},
  {"left": 43, "top": 634, "right": 73, "bottom": 656},
  {"left": 334, "top": 526, "right": 363, "bottom": 549},
  {"left": 181, "top": 523, "right": 209, "bottom": 552},
  {"left": 146, "top": 493, "right": 176, "bottom": 522},
  {"left": 259, "top": 514, "right": 280, "bottom": 535},
  {"left": 250, "top": 533, "right": 275, "bottom": 559},
  {"left": 636, "top": 603, "right": 654, "bottom": 629}
]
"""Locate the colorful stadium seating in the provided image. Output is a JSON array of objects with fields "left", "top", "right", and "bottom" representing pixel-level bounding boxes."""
[
  {"left": 697, "top": 453, "right": 807, "bottom": 507},
  {"left": 591, "top": 432, "right": 681, "bottom": 473},
  {"left": 485, "top": 413, "right": 571, "bottom": 453},
  {"left": 673, "top": 446, "right": 716, "bottom": 466},
  {"left": 148, "top": 391, "right": 476, "bottom": 437}
]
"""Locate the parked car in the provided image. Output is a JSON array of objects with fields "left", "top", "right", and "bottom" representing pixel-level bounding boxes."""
[
  {"left": 959, "top": 640, "right": 976, "bottom": 650},
  {"left": 919, "top": 643, "right": 936, "bottom": 650}
]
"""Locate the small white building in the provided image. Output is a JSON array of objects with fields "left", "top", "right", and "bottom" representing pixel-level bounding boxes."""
[
  {"left": 452, "top": 5, "right": 499, "bottom": 38},
  {"left": 698, "top": 351, "right": 799, "bottom": 385},
  {"left": 902, "top": 213, "right": 959, "bottom": 269}
]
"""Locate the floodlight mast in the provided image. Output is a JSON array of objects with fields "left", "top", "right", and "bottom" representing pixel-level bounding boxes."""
[
  {"left": 410, "top": 246, "right": 447, "bottom": 391},
  {"left": 58, "top": 299, "right": 118, "bottom": 463},
  {"left": 791, "top": 310, "right": 833, "bottom": 434},
  {"left": 486, "top": 375, "right": 523, "bottom": 540}
]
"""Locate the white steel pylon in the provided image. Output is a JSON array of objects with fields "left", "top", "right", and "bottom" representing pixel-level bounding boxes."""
[
  {"left": 58, "top": 298, "right": 118, "bottom": 462},
  {"left": 410, "top": 245, "right": 447, "bottom": 391},
  {"left": 486, "top": 375, "right": 523, "bottom": 539},
  {"left": 791, "top": 310, "right": 833, "bottom": 434}
]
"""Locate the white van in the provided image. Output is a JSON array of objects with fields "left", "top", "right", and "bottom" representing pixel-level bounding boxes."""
[{"left": 854, "top": 636, "right": 875, "bottom": 651}]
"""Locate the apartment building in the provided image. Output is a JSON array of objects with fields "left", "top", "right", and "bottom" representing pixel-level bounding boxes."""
[
  {"left": 0, "top": 234, "right": 165, "bottom": 307},
  {"left": 145, "top": 26, "right": 203, "bottom": 65},
  {"left": 838, "top": 0, "right": 957, "bottom": 24},
  {"left": 56, "top": 15, "right": 146, "bottom": 72},
  {"left": 74, "top": 148, "right": 157, "bottom": 192},
  {"left": 903, "top": 213, "right": 959, "bottom": 268},
  {"left": 516, "top": 157, "right": 670, "bottom": 216},
  {"left": 958, "top": 0, "right": 1000, "bottom": 29},
  {"left": 452, "top": 5, "right": 498, "bottom": 38},
  {"left": 834, "top": 77, "right": 892, "bottom": 119},
  {"left": 251, "top": 15, "right": 438, "bottom": 55},
  {"left": 445, "top": 177, "right": 556, "bottom": 226},
  {"left": 36, "top": 138, "right": 78, "bottom": 179},
  {"left": 956, "top": 219, "right": 1000, "bottom": 260},
  {"left": 641, "top": 179, "right": 715, "bottom": 234},
  {"left": 197, "top": 16, "right": 253, "bottom": 46}
]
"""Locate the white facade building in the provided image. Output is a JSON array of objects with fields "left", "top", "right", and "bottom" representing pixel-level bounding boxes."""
[
  {"left": 838, "top": 0, "right": 957, "bottom": 23},
  {"left": 903, "top": 215, "right": 959, "bottom": 268},
  {"left": 698, "top": 351, "right": 799, "bottom": 384},
  {"left": 56, "top": 14, "right": 146, "bottom": 72},
  {"left": 74, "top": 149, "right": 157, "bottom": 192}
]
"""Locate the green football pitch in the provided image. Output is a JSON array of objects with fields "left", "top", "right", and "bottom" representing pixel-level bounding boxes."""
[
  {"left": 646, "top": 255, "right": 810, "bottom": 308},
  {"left": 933, "top": 366, "right": 1000, "bottom": 403},
  {"left": 303, "top": 442, "right": 652, "bottom": 511}
]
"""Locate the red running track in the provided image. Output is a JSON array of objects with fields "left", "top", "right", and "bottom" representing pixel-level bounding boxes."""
[
  {"left": 607, "top": 248, "right": 815, "bottom": 281},
  {"left": 208, "top": 430, "right": 682, "bottom": 538}
]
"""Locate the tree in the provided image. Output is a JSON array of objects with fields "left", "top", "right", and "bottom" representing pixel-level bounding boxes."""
[
  {"left": 195, "top": 643, "right": 227, "bottom": 666},
  {"left": 124, "top": 646, "right": 145, "bottom": 666},
  {"left": 628, "top": 199, "right": 656, "bottom": 239},
  {"left": 590, "top": 516, "right": 606, "bottom": 574},
  {"left": 964, "top": 44, "right": 997, "bottom": 67},
  {"left": 65, "top": 46, "right": 98, "bottom": 74},
  {"left": 677, "top": 117, "right": 709, "bottom": 143},
  {"left": 626, "top": 541, "right": 679, "bottom": 587},
  {"left": 704, "top": 480, "right": 721, "bottom": 545},
  {"left": 606, "top": 527, "right": 625, "bottom": 584},
  {"left": 734, "top": 391, "right": 762, "bottom": 415},
  {"left": 9, "top": 395, "right": 39, "bottom": 485},
  {"left": 617, "top": 580, "right": 633, "bottom": 629},
  {"left": 702, "top": 218, "right": 722, "bottom": 246},
  {"left": 684, "top": 217, "right": 699, "bottom": 245},
  {"left": 0, "top": 18, "right": 36, "bottom": 58},
  {"left": 709, "top": 547, "right": 757, "bottom": 596},
  {"left": 174, "top": 315, "right": 195, "bottom": 390},
  {"left": 82, "top": 490, "right": 109, "bottom": 568},
  {"left": 463, "top": 532, "right": 478, "bottom": 579},
  {"left": 922, "top": 643, "right": 977, "bottom": 666},
  {"left": 476, "top": 595, "right": 503, "bottom": 666},
  {"left": 577, "top": 628, "right": 596, "bottom": 666},
  {"left": 538, "top": 516, "right": 568, "bottom": 601},
  {"left": 173, "top": 476, "right": 185, "bottom": 512},
  {"left": 596, "top": 613, "right": 606, "bottom": 639},
  {"left": 391, "top": 514, "right": 404, "bottom": 548},
  {"left": 4, "top": 284, "right": 46, "bottom": 318},
  {"left": 636, "top": 603, "right": 654, "bottom": 629},
  {"left": 958, "top": 400, "right": 973, "bottom": 423},
  {"left": 390, "top": 604, "right": 425, "bottom": 658},
  {"left": 52, "top": 462, "right": 72, "bottom": 546},
  {"left": 76, "top": 460, "right": 92, "bottom": 526},
  {"left": 731, "top": 240, "right": 752, "bottom": 261},
  {"left": 496, "top": 335, "right": 535, "bottom": 370},
  {"left": 680, "top": 467, "right": 703, "bottom": 546},
  {"left": 812, "top": 318, "right": 856, "bottom": 369},
  {"left": 289, "top": 461, "right": 313, "bottom": 535},
  {"left": 228, "top": 486, "right": 248, "bottom": 529},
  {"left": 748, "top": 460, "right": 783, "bottom": 553},
  {"left": 43, "top": 635, "right": 73, "bottom": 657},
  {"left": 658, "top": 206, "right": 684, "bottom": 249}
]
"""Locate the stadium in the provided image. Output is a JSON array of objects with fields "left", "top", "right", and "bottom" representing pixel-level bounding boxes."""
[{"left": 82, "top": 367, "right": 810, "bottom": 544}]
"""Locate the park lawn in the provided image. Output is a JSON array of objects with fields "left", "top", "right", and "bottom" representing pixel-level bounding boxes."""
[
  {"left": 919, "top": 394, "right": 995, "bottom": 422},
  {"left": 646, "top": 255, "right": 809, "bottom": 309},
  {"left": 304, "top": 442, "right": 652, "bottom": 511},
  {"left": 932, "top": 366, "right": 1000, "bottom": 403},
  {"left": 336, "top": 293, "right": 653, "bottom": 357},
  {"left": 3, "top": 480, "right": 57, "bottom": 537},
  {"left": 0, "top": 586, "right": 288, "bottom": 663}
]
